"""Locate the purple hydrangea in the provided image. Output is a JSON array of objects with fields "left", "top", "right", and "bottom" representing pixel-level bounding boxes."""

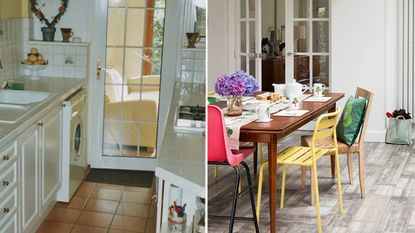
[
  {"left": 231, "top": 70, "right": 259, "bottom": 96},
  {"left": 215, "top": 70, "right": 259, "bottom": 97},
  {"left": 215, "top": 74, "right": 246, "bottom": 96}
]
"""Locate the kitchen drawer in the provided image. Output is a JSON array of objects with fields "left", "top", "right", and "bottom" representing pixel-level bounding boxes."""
[
  {"left": 0, "top": 211, "right": 18, "bottom": 233},
  {"left": 0, "top": 188, "right": 17, "bottom": 227},
  {"left": 0, "top": 142, "right": 17, "bottom": 171},
  {"left": 0, "top": 162, "right": 17, "bottom": 199}
]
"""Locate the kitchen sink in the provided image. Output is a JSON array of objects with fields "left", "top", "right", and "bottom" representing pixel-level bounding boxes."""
[
  {"left": 0, "top": 90, "right": 50, "bottom": 104},
  {"left": 0, "top": 104, "right": 28, "bottom": 124}
]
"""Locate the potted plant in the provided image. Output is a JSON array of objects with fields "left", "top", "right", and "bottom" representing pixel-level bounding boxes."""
[
  {"left": 30, "top": 0, "right": 69, "bottom": 41},
  {"left": 215, "top": 70, "right": 259, "bottom": 116}
]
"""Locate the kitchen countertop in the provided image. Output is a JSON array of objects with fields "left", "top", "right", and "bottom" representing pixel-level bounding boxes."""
[
  {"left": 156, "top": 81, "right": 205, "bottom": 197},
  {"left": 0, "top": 76, "right": 87, "bottom": 148}
]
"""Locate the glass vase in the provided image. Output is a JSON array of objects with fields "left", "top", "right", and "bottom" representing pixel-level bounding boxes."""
[{"left": 226, "top": 95, "right": 243, "bottom": 116}]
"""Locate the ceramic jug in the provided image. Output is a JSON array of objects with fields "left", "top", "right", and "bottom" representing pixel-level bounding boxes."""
[{"left": 285, "top": 81, "right": 308, "bottom": 99}]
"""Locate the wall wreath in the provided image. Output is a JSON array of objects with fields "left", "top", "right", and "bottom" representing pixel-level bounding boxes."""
[{"left": 30, "top": 0, "right": 69, "bottom": 28}]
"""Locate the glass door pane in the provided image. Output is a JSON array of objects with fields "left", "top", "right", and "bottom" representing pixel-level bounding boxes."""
[
  {"left": 103, "top": 0, "right": 166, "bottom": 158},
  {"left": 238, "top": 0, "right": 261, "bottom": 87}
]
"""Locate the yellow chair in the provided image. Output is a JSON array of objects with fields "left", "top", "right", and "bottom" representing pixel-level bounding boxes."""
[{"left": 256, "top": 110, "right": 344, "bottom": 233}]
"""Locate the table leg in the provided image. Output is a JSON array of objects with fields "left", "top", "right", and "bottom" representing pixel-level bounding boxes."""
[
  {"left": 268, "top": 135, "right": 277, "bottom": 233},
  {"left": 253, "top": 142, "right": 258, "bottom": 175}
]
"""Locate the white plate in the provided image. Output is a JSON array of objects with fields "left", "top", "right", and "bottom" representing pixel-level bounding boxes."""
[
  {"left": 255, "top": 118, "right": 273, "bottom": 123},
  {"left": 243, "top": 98, "right": 286, "bottom": 111}
]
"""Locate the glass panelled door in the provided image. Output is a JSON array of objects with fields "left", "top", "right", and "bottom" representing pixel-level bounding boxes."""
[
  {"left": 285, "top": 0, "right": 330, "bottom": 88},
  {"left": 91, "top": 0, "right": 166, "bottom": 170},
  {"left": 238, "top": 0, "right": 262, "bottom": 87}
]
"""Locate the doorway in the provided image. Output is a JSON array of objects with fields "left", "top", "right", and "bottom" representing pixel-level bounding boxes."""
[
  {"left": 90, "top": 0, "right": 166, "bottom": 170},
  {"left": 259, "top": 0, "right": 330, "bottom": 91}
]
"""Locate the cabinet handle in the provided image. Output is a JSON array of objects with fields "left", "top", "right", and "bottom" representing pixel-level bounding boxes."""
[
  {"left": 2, "top": 180, "right": 9, "bottom": 186},
  {"left": 38, "top": 121, "right": 43, "bottom": 127},
  {"left": 3, "top": 208, "right": 9, "bottom": 214},
  {"left": 2, "top": 155, "right": 9, "bottom": 161}
]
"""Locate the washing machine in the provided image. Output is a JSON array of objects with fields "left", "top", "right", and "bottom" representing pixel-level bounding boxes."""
[{"left": 57, "top": 88, "right": 88, "bottom": 202}]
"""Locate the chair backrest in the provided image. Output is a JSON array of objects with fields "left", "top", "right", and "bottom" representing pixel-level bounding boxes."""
[
  {"left": 208, "top": 105, "right": 235, "bottom": 165},
  {"left": 311, "top": 110, "right": 341, "bottom": 152},
  {"left": 355, "top": 87, "right": 374, "bottom": 145}
]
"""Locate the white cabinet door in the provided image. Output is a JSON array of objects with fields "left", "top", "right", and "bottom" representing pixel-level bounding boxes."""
[
  {"left": 19, "top": 124, "right": 39, "bottom": 233},
  {"left": 40, "top": 107, "right": 62, "bottom": 208},
  {"left": 0, "top": 213, "right": 18, "bottom": 233}
]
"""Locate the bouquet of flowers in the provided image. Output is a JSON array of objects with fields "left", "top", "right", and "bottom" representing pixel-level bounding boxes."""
[
  {"left": 214, "top": 70, "right": 259, "bottom": 97},
  {"left": 215, "top": 70, "right": 259, "bottom": 116}
]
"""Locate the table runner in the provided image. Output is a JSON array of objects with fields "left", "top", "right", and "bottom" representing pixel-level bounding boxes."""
[{"left": 224, "top": 101, "right": 290, "bottom": 149}]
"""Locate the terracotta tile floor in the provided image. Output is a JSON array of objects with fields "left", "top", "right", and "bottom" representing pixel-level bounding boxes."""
[{"left": 38, "top": 181, "right": 157, "bottom": 233}]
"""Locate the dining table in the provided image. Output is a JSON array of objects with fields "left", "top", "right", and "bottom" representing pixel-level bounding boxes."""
[{"left": 235, "top": 92, "right": 345, "bottom": 233}]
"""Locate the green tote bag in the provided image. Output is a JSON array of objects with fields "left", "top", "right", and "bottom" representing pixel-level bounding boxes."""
[{"left": 385, "top": 116, "right": 412, "bottom": 145}]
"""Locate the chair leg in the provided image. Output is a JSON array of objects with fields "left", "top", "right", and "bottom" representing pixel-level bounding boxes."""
[
  {"left": 358, "top": 148, "right": 366, "bottom": 198},
  {"left": 310, "top": 167, "right": 315, "bottom": 206},
  {"left": 256, "top": 161, "right": 268, "bottom": 221},
  {"left": 240, "top": 161, "right": 260, "bottom": 233},
  {"left": 280, "top": 165, "right": 287, "bottom": 209},
  {"left": 335, "top": 151, "right": 344, "bottom": 213},
  {"left": 330, "top": 154, "right": 336, "bottom": 178},
  {"left": 347, "top": 153, "right": 353, "bottom": 184},
  {"left": 312, "top": 163, "right": 322, "bottom": 233},
  {"left": 214, "top": 165, "right": 218, "bottom": 178},
  {"left": 237, "top": 165, "right": 242, "bottom": 194},
  {"left": 229, "top": 166, "right": 241, "bottom": 233},
  {"left": 300, "top": 167, "right": 306, "bottom": 189}
]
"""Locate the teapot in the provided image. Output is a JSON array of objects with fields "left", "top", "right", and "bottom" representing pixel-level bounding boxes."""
[{"left": 285, "top": 81, "right": 308, "bottom": 99}]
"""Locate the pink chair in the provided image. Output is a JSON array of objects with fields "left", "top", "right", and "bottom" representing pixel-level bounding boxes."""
[{"left": 208, "top": 105, "right": 259, "bottom": 233}]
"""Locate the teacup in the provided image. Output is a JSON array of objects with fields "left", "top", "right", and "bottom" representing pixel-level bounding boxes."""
[
  {"left": 313, "top": 83, "right": 326, "bottom": 97},
  {"left": 289, "top": 96, "right": 301, "bottom": 110},
  {"left": 255, "top": 103, "right": 271, "bottom": 121},
  {"left": 61, "top": 28, "right": 74, "bottom": 42},
  {"left": 272, "top": 83, "right": 286, "bottom": 96}
]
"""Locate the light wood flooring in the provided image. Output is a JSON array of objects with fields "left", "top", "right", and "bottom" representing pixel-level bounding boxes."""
[{"left": 208, "top": 131, "right": 415, "bottom": 232}]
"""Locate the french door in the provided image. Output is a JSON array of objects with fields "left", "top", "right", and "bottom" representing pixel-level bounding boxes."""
[
  {"left": 90, "top": 0, "right": 166, "bottom": 170},
  {"left": 236, "top": 0, "right": 262, "bottom": 88},
  {"left": 285, "top": 0, "right": 330, "bottom": 88}
]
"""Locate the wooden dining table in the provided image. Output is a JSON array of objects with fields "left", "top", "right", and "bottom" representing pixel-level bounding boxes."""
[{"left": 238, "top": 92, "right": 344, "bottom": 233}]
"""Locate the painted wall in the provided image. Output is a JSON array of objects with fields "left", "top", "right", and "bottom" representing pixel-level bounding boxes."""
[
  {"left": 32, "top": 0, "right": 93, "bottom": 42},
  {"left": 331, "top": 0, "right": 398, "bottom": 141},
  {"left": 207, "top": 0, "right": 235, "bottom": 91}
]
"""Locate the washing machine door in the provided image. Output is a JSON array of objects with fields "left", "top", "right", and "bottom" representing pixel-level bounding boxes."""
[{"left": 70, "top": 116, "right": 84, "bottom": 167}]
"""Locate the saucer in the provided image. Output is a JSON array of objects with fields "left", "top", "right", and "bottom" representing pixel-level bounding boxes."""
[{"left": 256, "top": 118, "right": 273, "bottom": 123}]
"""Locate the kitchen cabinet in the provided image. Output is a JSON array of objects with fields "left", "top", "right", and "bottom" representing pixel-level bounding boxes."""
[
  {"left": 0, "top": 0, "right": 31, "bottom": 19},
  {"left": 40, "top": 107, "right": 62, "bottom": 209},
  {"left": 19, "top": 106, "right": 63, "bottom": 233},
  {"left": 20, "top": 124, "right": 40, "bottom": 233}
]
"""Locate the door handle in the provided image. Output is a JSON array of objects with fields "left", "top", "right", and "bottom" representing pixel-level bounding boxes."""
[{"left": 96, "top": 57, "right": 112, "bottom": 80}]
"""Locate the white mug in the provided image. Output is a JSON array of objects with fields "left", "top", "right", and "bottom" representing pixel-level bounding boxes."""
[
  {"left": 289, "top": 96, "right": 301, "bottom": 110},
  {"left": 256, "top": 103, "right": 271, "bottom": 121},
  {"left": 272, "top": 83, "right": 286, "bottom": 96},
  {"left": 313, "top": 83, "right": 326, "bottom": 97}
]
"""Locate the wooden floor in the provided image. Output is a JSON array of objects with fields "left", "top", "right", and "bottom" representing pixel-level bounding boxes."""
[{"left": 208, "top": 131, "right": 415, "bottom": 233}]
